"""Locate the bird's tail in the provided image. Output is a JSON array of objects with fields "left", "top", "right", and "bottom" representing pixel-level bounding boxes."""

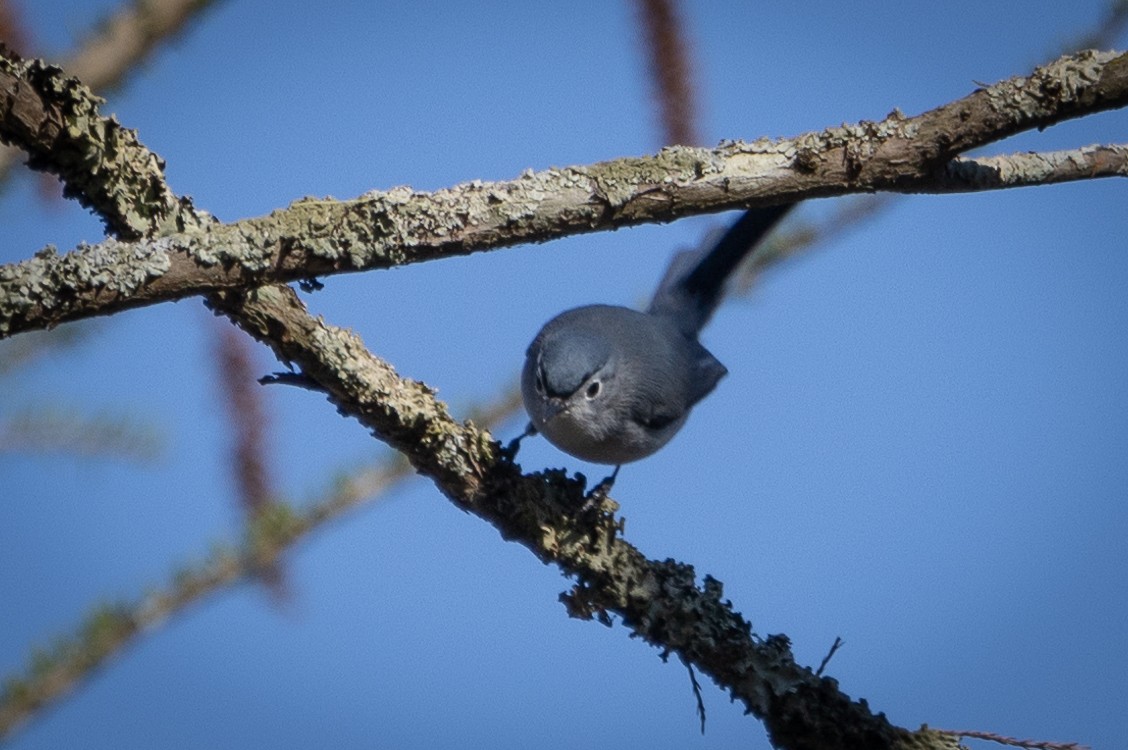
[{"left": 648, "top": 203, "right": 795, "bottom": 334}]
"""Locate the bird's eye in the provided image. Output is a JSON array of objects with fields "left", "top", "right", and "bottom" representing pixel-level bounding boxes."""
[
  {"left": 585, "top": 381, "right": 601, "bottom": 399},
  {"left": 535, "top": 369, "right": 546, "bottom": 395}
]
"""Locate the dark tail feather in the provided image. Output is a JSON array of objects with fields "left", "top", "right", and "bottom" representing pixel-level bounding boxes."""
[{"left": 650, "top": 203, "right": 795, "bottom": 333}]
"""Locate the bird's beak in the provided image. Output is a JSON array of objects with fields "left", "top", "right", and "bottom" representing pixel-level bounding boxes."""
[{"left": 543, "top": 398, "right": 567, "bottom": 422}]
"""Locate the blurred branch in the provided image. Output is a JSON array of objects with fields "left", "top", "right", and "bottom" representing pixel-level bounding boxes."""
[
  {"left": 0, "top": 1, "right": 30, "bottom": 57},
  {"left": 0, "top": 0, "right": 221, "bottom": 188},
  {"left": 215, "top": 323, "right": 286, "bottom": 596},
  {"left": 3, "top": 49, "right": 1128, "bottom": 338},
  {"left": 0, "top": 444, "right": 410, "bottom": 740},
  {"left": 0, "top": 323, "right": 93, "bottom": 375},
  {"left": 216, "top": 327, "right": 275, "bottom": 517},
  {"left": 634, "top": 0, "right": 699, "bottom": 146},
  {"left": 736, "top": 195, "right": 891, "bottom": 291},
  {"left": 460, "top": 383, "right": 524, "bottom": 430},
  {"left": 0, "top": 407, "right": 162, "bottom": 462},
  {"left": 56, "top": 0, "right": 220, "bottom": 92}
]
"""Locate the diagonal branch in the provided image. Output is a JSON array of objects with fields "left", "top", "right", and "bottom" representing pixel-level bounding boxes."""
[
  {"left": 0, "top": 51, "right": 200, "bottom": 238},
  {"left": 0, "top": 455, "right": 413, "bottom": 740},
  {"left": 1, "top": 49, "right": 1126, "bottom": 339},
  {"left": 0, "top": 197, "right": 870, "bottom": 739},
  {"left": 0, "top": 41, "right": 1122, "bottom": 749},
  {"left": 55, "top": 0, "right": 221, "bottom": 94},
  {"left": 205, "top": 282, "right": 959, "bottom": 750}
]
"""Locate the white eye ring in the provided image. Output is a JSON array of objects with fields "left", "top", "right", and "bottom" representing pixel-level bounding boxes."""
[{"left": 584, "top": 380, "right": 601, "bottom": 399}]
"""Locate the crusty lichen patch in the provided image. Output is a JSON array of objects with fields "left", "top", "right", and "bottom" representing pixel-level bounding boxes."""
[
  {"left": 0, "top": 54, "right": 186, "bottom": 239},
  {"left": 0, "top": 241, "right": 172, "bottom": 334}
]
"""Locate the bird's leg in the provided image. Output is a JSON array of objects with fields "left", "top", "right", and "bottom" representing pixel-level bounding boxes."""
[
  {"left": 589, "top": 465, "right": 620, "bottom": 497},
  {"left": 501, "top": 422, "right": 538, "bottom": 462},
  {"left": 577, "top": 465, "right": 621, "bottom": 513}
]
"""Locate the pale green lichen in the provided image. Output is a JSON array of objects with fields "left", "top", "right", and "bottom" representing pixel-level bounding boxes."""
[
  {"left": 983, "top": 49, "right": 1117, "bottom": 119},
  {"left": 0, "top": 239, "right": 171, "bottom": 334},
  {"left": 585, "top": 147, "right": 723, "bottom": 208},
  {"left": 1, "top": 55, "right": 181, "bottom": 239}
]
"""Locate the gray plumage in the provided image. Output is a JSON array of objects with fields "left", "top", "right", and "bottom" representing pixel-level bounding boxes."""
[{"left": 521, "top": 205, "right": 792, "bottom": 466}]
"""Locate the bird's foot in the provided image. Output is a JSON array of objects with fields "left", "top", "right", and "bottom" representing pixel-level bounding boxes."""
[
  {"left": 581, "top": 465, "right": 620, "bottom": 508},
  {"left": 500, "top": 422, "right": 537, "bottom": 463}
]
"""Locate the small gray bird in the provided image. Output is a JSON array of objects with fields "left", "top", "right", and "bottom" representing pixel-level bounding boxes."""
[{"left": 520, "top": 205, "right": 792, "bottom": 471}]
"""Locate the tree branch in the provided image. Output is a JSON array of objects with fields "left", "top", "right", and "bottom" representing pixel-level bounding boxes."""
[
  {"left": 1, "top": 40, "right": 1122, "bottom": 749},
  {"left": 634, "top": 0, "right": 699, "bottom": 147},
  {"left": 2, "top": 197, "right": 877, "bottom": 738},
  {"left": 205, "top": 283, "right": 959, "bottom": 750},
  {"left": 926, "top": 144, "right": 1128, "bottom": 192},
  {"left": 1, "top": 49, "right": 1126, "bottom": 338},
  {"left": 0, "top": 407, "right": 161, "bottom": 461},
  {"left": 58, "top": 0, "right": 221, "bottom": 93},
  {"left": 0, "top": 51, "right": 199, "bottom": 238}
]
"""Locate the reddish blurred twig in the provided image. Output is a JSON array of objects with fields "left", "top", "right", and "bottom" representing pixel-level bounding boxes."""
[
  {"left": 634, "top": 0, "right": 699, "bottom": 146},
  {"left": 0, "top": 0, "right": 31, "bottom": 56},
  {"left": 215, "top": 323, "right": 286, "bottom": 598}
]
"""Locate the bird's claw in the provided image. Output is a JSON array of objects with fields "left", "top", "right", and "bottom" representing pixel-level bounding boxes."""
[
  {"left": 500, "top": 422, "right": 537, "bottom": 463},
  {"left": 581, "top": 465, "right": 620, "bottom": 508}
]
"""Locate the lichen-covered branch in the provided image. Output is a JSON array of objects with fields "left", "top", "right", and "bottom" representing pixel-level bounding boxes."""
[
  {"left": 1, "top": 49, "right": 1126, "bottom": 339},
  {"left": 927, "top": 144, "right": 1128, "bottom": 192},
  {"left": 204, "top": 283, "right": 958, "bottom": 750},
  {"left": 2, "top": 198, "right": 892, "bottom": 740},
  {"left": 0, "top": 52, "right": 200, "bottom": 238},
  {"left": 0, "top": 38, "right": 1121, "bottom": 748}
]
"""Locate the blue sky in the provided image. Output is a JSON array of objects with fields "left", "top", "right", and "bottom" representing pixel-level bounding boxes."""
[{"left": 2, "top": 2, "right": 1127, "bottom": 748}]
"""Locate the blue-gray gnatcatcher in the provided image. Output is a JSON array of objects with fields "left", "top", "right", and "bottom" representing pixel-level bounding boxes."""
[{"left": 519, "top": 205, "right": 793, "bottom": 473}]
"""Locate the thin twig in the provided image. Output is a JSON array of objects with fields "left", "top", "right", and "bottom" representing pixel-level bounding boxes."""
[
  {"left": 0, "top": 407, "right": 162, "bottom": 462},
  {"left": 684, "top": 658, "right": 707, "bottom": 734},
  {"left": 0, "top": 323, "right": 94, "bottom": 375},
  {"left": 937, "top": 728, "right": 1090, "bottom": 750},
  {"left": 0, "top": 453, "right": 412, "bottom": 740},
  {"left": 814, "top": 637, "right": 844, "bottom": 677}
]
